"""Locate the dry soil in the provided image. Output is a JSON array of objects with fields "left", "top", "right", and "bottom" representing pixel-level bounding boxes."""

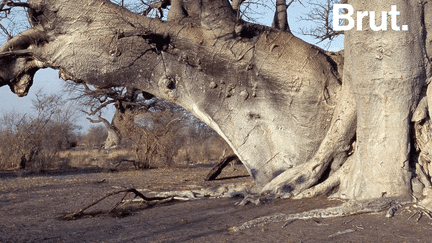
[{"left": 1, "top": 164, "right": 432, "bottom": 242}]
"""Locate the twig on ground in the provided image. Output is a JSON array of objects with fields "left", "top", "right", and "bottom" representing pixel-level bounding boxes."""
[
  {"left": 328, "top": 229, "right": 356, "bottom": 238},
  {"left": 109, "top": 191, "right": 130, "bottom": 213},
  {"left": 281, "top": 219, "right": 296, "bottom": 228}
]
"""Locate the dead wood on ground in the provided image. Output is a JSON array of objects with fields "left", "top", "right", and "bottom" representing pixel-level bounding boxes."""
[
  {"left": 205, "top": 155, "right": 240, "bottom": 181},
  {"left": 63, "top": 188, "right": 173, "bottom": 220}
]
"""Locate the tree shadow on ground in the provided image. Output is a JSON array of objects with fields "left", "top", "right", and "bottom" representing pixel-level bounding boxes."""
[
  {"left": 214, "top": 175, "right": 250, "bottom": 181},
  {"left": 0, "top": 167, "right": 104, "bottom": 179}
]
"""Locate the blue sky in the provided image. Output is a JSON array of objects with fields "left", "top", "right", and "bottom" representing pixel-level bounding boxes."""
[{"left": 0, "top": 2, "right": 344, "bottom": 132}]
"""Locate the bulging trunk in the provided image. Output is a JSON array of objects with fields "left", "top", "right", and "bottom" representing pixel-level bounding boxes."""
[{"left": 7, "top": 0, "right": 341, "bottom": 187}]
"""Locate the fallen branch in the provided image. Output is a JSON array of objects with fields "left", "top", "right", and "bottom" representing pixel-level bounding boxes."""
[
  {"left": 205, "top": 155, "right": 239, "bottom": 181},
  {"left": 63, "top": 188, "right": 172, "bottom": 220}
]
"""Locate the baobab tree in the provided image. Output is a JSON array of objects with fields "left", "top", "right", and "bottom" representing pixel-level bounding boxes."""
[
  {"left": 1, "top": 0, "right": 432, "bottom": 210},
  {"left": 65, "top": 82, "right": 152, "bottom": 149}
]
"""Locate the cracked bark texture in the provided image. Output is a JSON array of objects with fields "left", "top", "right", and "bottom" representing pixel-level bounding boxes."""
[{"left": 1, "top": 0, "right": 432, "bottom": 202}]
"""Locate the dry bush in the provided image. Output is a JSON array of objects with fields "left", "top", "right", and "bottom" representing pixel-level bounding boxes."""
[
  {"left": 172, "top": 126, "right": 233, "bottom": 165},
  {"left": 127, "top": 109, "right": 183, "bottom": 169},
  {"left": 0, "top": 92, "right": 79, "bottom": 171},
  {"left": 68, "top": 93, "right": 234, "bottom": 170},
  {"left": 57, "top": 148, "right": 132, "bottom": 168},
  {"left": 123, "top": 100, "right": 231, "bottom": 168},
  {"left": 79, "top": 125, "right": 108, "bottom": 149},
  {"left": 66, "top": 79, "right": 233, "bottom": 169}
]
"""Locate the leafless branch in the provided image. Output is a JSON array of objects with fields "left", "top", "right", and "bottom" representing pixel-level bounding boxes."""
[
  {"left": 0, "top": 23, "right": 12, "bottom": 39},
  {"left": 83, "top": 100, "right": 114, "bottom": 116},
  {"left": 298, "top": 0, "right": 343, "bottom": 44},
  {"left": 234, "top": 0, "right": 273, "bottom": 23},
  {"left": 286, "top": 0, "right": 295, "bottom": 8},
  {"left": 140, "top": 0, "right": 169, "bottom": 18},
  {"left": 0, "top": 0, "right": 30, "bottom": 15},
  {"left": 5, "top": 1, "right": 30, "bottom": 8},
  {"left": 0, "top": 0, "right": 8, "bottom": 12},
  {"left": 86, "top": 115, "right": 111, "bottom": 127}
]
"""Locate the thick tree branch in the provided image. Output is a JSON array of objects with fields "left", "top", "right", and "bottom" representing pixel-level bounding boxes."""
[
  {"left": 299, "top": 0, "right": 343, "bottom": 43},
  {"left": 6, "top": 1, "right": 30, "bottom": 8},
  {"left": 272, "top": 0, "right": 290, "bottom": 33},
  {"left": 0, "top": 49, "right": 34, "bottom": 58},
  {"left": 86, "top": 116, "right": 112, "bottom": 128},
  {"left": 205, "top": 154, "right": 239, "bottom": 181},
  {"left": 0, "top": 25, "right": 47, "bottom": 53},
  {"left": 0, "top": 0, "right": 7, "bottom": 12},
  {"left": 87, "top": 115, "right": 121, "bottom": 149},
  {"left": 0, "top": 23, "right": 12, "bottom": 40},
  {"left": 231, "top": 0, "right": 244, "bottom": 17},
  {"left": 167, "top": 0, "right": 186, "bottom": 22},
  {"left": 200, "top": 0, "right": 236, "bottom": 37}
]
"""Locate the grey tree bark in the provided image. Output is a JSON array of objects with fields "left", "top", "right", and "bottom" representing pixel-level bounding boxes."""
[
  {"left": 272, "top": 0, "right": 294, "bottom": 33},
  {"left": 1, "top": 0, "right": 431, "bottom": 204},
  {"left": 87, "top": 116, "right": 121, "bottom": 149},
  {"left": 336, "top": 0, "right": 430, "bottom": 200}
]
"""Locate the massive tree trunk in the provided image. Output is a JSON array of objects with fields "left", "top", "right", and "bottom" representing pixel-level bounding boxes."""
[
  {"left": 333, "top": 1, "right": 430, "bottom": 200},
  {"left": 1, "top": 0, "right": 431, "bottom": 202}
]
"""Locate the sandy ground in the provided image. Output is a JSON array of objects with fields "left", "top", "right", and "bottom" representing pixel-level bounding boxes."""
[{"left": 1, "top": 164, "right": 432, "bottom": 242}]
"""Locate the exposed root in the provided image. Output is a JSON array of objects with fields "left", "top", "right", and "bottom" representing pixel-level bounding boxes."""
[
  {"left": 229, "top": 197, "right": 410, "bottom": 232},
  {"left": 62, "top": 182, "right": 257, "bottom": 220},
  {"left": 281, "top": 219, "right": 296, "bottom": 228},
  {"left": 259, "top": 155, "right": 350, "bottom": 200},
  {"left": 135, "top": 182, "right": 254, "bottom": 200},
  {"left": 260, "top": 165, "right": 314, "bottom": 197},
  {"left": 260, "top": 81, "right": 356, "bottom": 198},
  {"left": 235, "top": 194, "right": 265, "bottom": 206},
  {"left": 407, "top": 209, "right": 432, "bottom": 222},
  {"left": 293, "top": 172, "right": 341, "bottom": 199},
  {"left": 205, "top": 154, "right": 239, "bottom": 181},
  {"left": 293, "top": 157, "right": 352, "bottom": 199}
]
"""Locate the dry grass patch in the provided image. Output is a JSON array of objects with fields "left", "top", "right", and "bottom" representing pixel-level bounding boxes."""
[{"left": 57, "top": 148, "right": 132, "bottom": 168}]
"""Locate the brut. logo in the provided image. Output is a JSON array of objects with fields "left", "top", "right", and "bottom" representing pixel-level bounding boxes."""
[{"left": 333, "top": 4, "right": 408, "bottom": 31}]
